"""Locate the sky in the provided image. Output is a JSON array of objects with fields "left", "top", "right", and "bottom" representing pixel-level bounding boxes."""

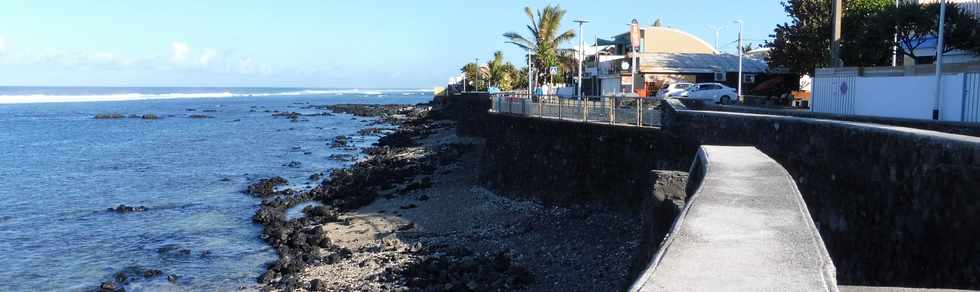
[{"left": 0, "top": 0, "right": 789, "bottom": 88}]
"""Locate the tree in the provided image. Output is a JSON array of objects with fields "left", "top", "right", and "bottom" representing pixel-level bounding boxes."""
[
  {"left": 839, "top": 0, "right": 894, "bottom": 67},
  {"left": 766, "top": 0, "right": 894, "bottom": 75},
  {"left": 768, "top": 0, "right": 980, "bottom": 75},
  {"left": 460, "top": 62, "right": 485, "bottom": 91},
  {"left": 509, "top": 65, "right": 528, "bottom": 90},
  {"left": 928, "top": 3, "right": 980, "bottom": 56},
  {"left": 653, "top": 19, "right": 664, "bottom": 27},
  {"left": 487, "top": 51, "right": 508, "bottom": 89},
  {"left": 503, "top": 5, "right": 576, "bottom": 85}
]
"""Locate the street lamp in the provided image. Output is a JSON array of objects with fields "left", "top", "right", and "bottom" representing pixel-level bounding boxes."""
[
  {"left": 706, "top": 25, "right": 726, "bottom": 52},
  {"left": 574, "top": 19, "right": 590, "bottom": 99},
  {"left": 734, "top": 20, "right": 744, "bottom": 103}
]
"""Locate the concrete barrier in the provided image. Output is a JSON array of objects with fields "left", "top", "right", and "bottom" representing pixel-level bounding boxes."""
[{"left": 630, "top": 146, "right": 838, "bottom": 292}]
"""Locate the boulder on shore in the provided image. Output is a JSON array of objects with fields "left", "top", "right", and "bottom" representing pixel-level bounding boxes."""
[{"left": 247, "top": 177, "right": 289, "bottom": 197}]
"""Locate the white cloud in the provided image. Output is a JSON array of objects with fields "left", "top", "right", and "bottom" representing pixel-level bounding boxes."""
[
  {"left": 199, "top": 48, "right": 217, "bottom": 66},
  {"left": 0, "top": 36, "right": 7, "bottom": 52},
  {"left": 170, "top": 41, "right": 190, "bottom": 64}
]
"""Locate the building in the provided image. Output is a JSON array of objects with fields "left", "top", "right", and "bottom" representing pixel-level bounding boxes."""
[{"left": 583, "top": 25, "right": 789, "bottom": 97}]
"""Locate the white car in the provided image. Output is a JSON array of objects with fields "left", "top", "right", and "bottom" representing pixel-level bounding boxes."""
[
  {"left": 656, "top": 83, "right": 694, "bottom": 99},
  {"left": 680, "top": 83, "right": 738, "bottom": 104}
]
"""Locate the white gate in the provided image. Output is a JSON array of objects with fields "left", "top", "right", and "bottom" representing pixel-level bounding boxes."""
[
  {"left": 812, "top": 69, "right": 858, "bottom": 115},
  {"left": 963, "top": 73, "right": 980, "bottom": 122}
]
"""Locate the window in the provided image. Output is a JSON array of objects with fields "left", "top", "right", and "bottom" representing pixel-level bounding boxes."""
[
  {"left": 714, "top": 72, "right": 726, "bottom": 81},
  {"left": 743, "top": 74, "right": 756, "bottom": 84}
]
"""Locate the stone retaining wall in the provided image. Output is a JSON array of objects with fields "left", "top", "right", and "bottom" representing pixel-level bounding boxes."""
[
  {"left": 477, "top": 114, "right": 682, "bottom": 210},
  {"left": 442, "top": 93, "right": 980, "bottom": 289}
]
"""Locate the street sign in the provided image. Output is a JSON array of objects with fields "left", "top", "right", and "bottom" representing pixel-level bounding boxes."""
[{"left": 549, "top": 66, "right": 558, "bottom": 75}]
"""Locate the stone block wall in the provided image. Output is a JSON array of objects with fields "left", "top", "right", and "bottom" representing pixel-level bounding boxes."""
[
  {"left": 477, "top": 114, "right": 685, "bottom": 211},
  {"left": 443, "top": 93, "right": 980, "bottom": 289}
]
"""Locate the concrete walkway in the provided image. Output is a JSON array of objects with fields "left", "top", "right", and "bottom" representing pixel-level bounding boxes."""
[{"left": 630, "top": 146, "right": 837, "bottom": 292}]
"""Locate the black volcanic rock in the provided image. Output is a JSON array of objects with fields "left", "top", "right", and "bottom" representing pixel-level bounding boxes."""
[
  {"left": 107, "top": 204, "right": 146, "bottom": 213},
  {"left": 247, "top": 177, "right": 288, "bottom": 197}
]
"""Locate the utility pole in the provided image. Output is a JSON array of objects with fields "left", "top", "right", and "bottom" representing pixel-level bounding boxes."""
[
  {"left": 574, "top": 19, "right": 589, "bottom": 99},
  {"left": 831, "top": 0, "right": 843, "bottom": 67},
  {"left": 934, "top": 0, "right": 948, "bottom": 120},
  {"left": 893, "top": 0, "right": 899, "bottom": 66},
  {"left": 734, "top": 20, "right": 744, "bottom": 102}
]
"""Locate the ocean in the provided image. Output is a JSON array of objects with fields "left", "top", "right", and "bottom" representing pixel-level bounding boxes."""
[{"left": 0, "top": 87, "right": 432, "bottom": 291}]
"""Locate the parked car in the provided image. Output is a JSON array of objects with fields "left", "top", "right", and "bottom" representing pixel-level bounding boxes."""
[
  {"left": 680, "top": 83, "right": 738, "bottom": 104},
  {"left": 656, "top": 82, "right": 694, "bottom": 99}
]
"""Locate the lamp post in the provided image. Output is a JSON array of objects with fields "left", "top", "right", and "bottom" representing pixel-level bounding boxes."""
[
  {"left": 527, "top": 52, "right": 533, "bottom": 96},
  {"left": 734, "top": 20, "right": 744, "bottom": 102},
  {"left": 934, "top": 0, "right": 948, "bottom": 120},
  {"left": 892, "top": 0, "right": 899, "bottom": 66},
  {"left": 707, "top": 25, "right": 725, "bottom": 52},
  {"left": 574, "top": 19, "right": 589, "bottom": 99},
  {"left": 629, "top": 19, "right": 640, "bottom": 95}
]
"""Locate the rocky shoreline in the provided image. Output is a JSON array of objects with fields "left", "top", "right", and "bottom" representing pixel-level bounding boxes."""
[
  {"left": 246, "top": 101, "right": 640, "bottom": 291},
  {"left": 248, "top": 102, "right": 512, "bottom": 291}
]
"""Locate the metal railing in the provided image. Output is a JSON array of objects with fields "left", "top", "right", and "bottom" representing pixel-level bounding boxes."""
[{"left": 490, "top": 92, "right": 662, "bottom": 127}]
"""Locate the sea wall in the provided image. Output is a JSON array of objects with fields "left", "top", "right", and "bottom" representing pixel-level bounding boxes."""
[
  {"left": 442, "top": 93, "right": 980, "bottom": 289},
  {"left": 662, "top": 99, "right": 980, "bottom": 289},
  {"left": 439, "top": 93, "right": 490, "bottom": 137},
  {"left": 477, "top": 114, "right": 684, "bottom": 210}
]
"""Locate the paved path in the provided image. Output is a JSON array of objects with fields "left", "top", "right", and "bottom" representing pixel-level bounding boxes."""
[{"left": 631, "top": 146, "right": 837, "bottom": 292}]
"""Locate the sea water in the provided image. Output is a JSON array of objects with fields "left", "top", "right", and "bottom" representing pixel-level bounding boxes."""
[{"left": 0, "top": 87, "right": 431, "bottom": 291}]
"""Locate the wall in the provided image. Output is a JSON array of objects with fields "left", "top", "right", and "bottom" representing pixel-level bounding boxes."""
[
  {"left": 440, "top": 93, "right": 490, "bottom": 136},
  {"left": 662, "top": 100, "right": 980, "bottom": 289},
  {"left": 477, "top": 114, "right": 685, "bottom": 210},
  {"left": 814, "top": 71, "right": 980, "bottom": 122},
  {"left": 698, "top": 103, "right": 980, "bottom": 137},
  {"left": 446, "top": 93, "right": 980, "bottom": 289}
]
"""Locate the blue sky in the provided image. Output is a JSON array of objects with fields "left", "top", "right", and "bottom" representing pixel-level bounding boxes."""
[{"left": 0, "top": 1, "right": 788, "bottom": 88}]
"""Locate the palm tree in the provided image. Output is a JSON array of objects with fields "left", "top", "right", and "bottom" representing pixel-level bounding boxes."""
[
  {"left": 487, "top": 51, "right": 507, "bottom": 89},
  {"left": 503, "top": 5, "right": 576, "bottom": 86}
]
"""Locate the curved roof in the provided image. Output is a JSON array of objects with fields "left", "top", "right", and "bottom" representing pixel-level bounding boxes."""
[
  {"left": 596, "top": 26, "right": 719, "bottom": 55},
  {"left": 642, "top": 26, "right": 718, "bottom": 55}
]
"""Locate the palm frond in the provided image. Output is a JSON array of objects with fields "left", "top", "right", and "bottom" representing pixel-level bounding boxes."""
[{"left": 553, "top": 29, "right": 576, "bottom": 45}]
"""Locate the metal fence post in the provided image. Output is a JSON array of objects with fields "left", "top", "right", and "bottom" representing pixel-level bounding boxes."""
[
  {"left": 638, "top": 98, "right": 643, "bottom": 126},
  {"left": 522, "top": 96, "right": 526, "bottom": 115},
  {"left": 558, "top": 97, "right": 563, "bottom": 119},
  {"left": 610, "top": 97, "right": 615, "bottom": 124}
]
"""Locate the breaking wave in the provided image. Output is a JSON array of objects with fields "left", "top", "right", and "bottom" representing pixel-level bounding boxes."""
[{"left": 0, "top": 89, "right": 433, "bottom": 104}]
